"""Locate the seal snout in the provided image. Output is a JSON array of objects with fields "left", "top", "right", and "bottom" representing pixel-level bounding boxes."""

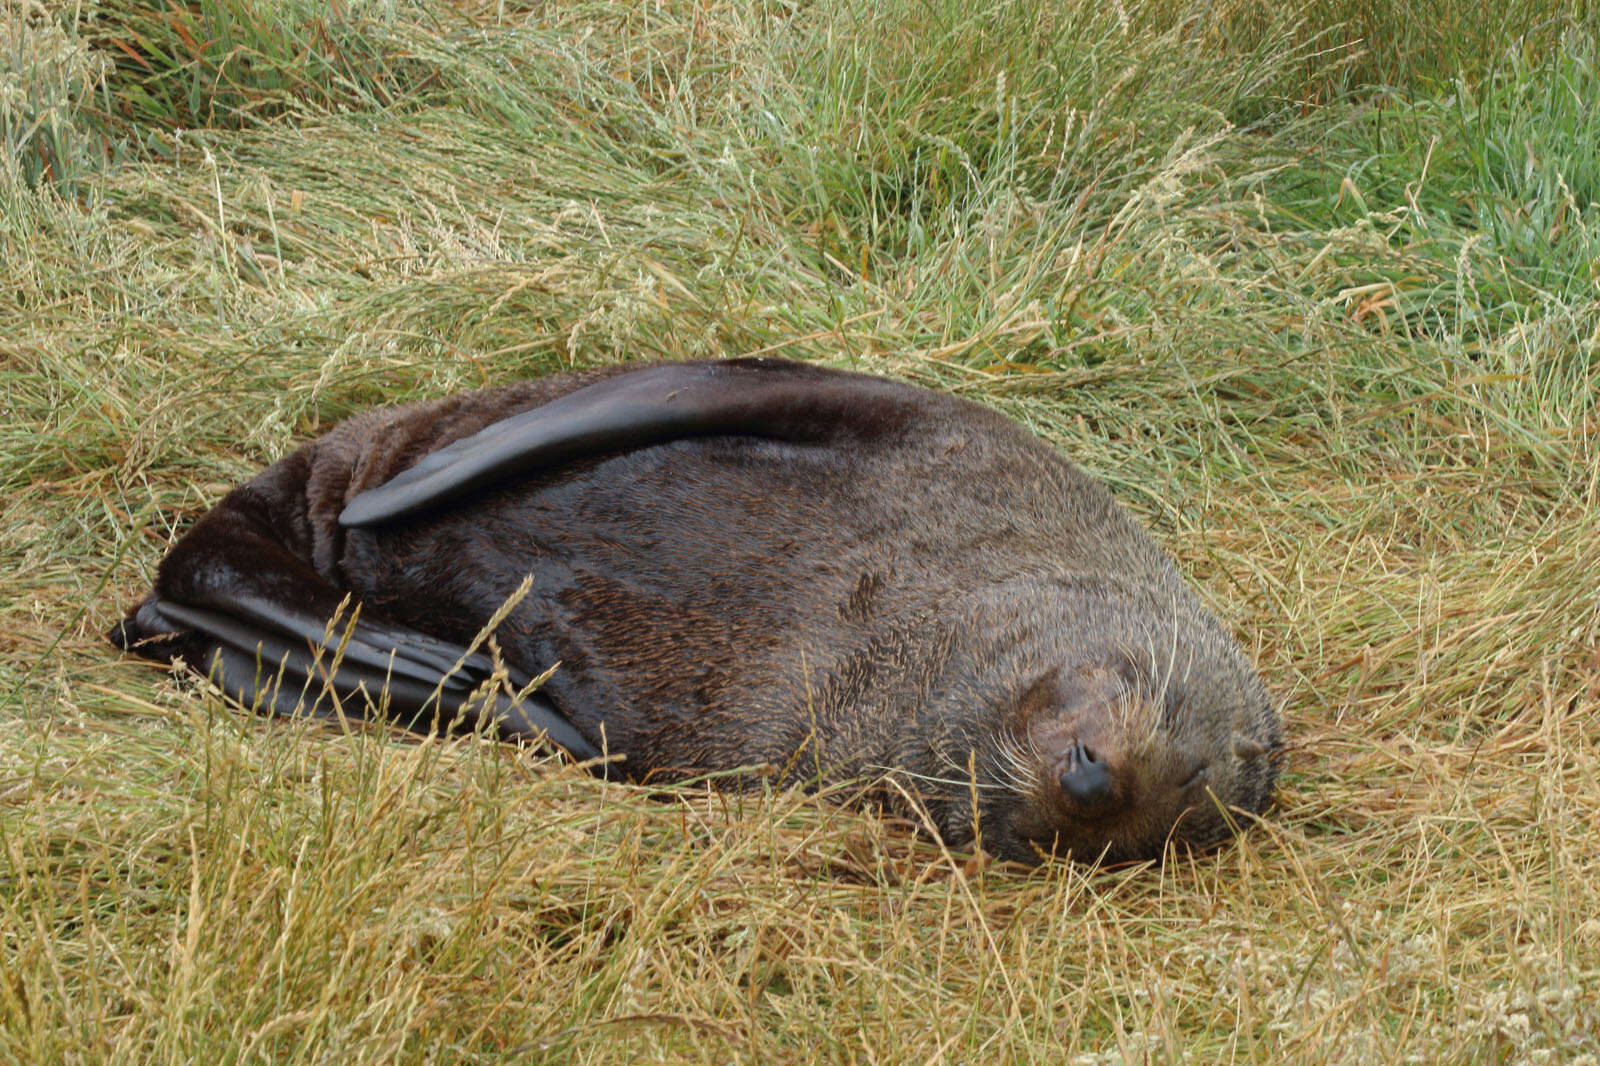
[
  {"left": 1059, "top": 740, "right": 1114, "bottom": 807},
  {"left": 1014, "top": 662, "right": 1146, "bottom": 817}
]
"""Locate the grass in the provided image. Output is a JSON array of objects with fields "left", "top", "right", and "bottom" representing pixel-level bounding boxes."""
[{"left": 3, "top": 0, "right": 1598, "bottom": 1061}]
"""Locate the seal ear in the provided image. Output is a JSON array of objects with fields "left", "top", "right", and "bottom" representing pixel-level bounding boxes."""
[
  {"left": 1232, "top": 732, "right": 1268, "bottom": 761},
  {"left": 339, "top": 358, "right": 912, "bottom": 527}
]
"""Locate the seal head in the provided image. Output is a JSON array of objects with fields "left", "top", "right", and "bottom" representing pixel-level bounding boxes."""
[{"left": 903, "top": 580, "right": 1281, "bottom": 864}]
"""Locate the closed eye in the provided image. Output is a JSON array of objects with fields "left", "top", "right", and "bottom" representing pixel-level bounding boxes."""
[{"left": 1179, "top": 764, "right": 1209, "bottom": 790}]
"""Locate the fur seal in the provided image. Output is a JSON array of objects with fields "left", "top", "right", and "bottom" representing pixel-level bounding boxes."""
[{"left": 109, "top": 357, "right": 1282, "bottom": 864}]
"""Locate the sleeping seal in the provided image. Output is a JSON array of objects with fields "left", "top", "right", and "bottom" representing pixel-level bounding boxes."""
[{"left": 109, "top": 357, "right": 1282, "bottom": 864}]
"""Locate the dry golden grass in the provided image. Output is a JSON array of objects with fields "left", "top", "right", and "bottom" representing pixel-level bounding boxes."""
[{"left": 3, "top": 0, "right": 1598, "bottom": 1061}]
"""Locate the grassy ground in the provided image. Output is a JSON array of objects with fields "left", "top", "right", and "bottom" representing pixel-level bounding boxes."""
[{"left": 3, "top": 0, "right": 1598, "bottom": 1061}]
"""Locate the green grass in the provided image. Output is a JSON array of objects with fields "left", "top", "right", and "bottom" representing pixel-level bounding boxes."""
[
  {"left": 85, "top": 0, "right": 437, "bottom": 131},
  {"left": 1, "top": 9, "right": 111, "bottom": 195},
  {"left": 3, "top": 0, "right": 1598, "bottom": 1061}
]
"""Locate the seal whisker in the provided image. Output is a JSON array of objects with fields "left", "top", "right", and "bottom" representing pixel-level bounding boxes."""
[
  {"left": 878, "top": 767, "right": 1008, "bottom": 793},
  {"left": 987, "top": 725, "right": 1042, "bottom": 797}
]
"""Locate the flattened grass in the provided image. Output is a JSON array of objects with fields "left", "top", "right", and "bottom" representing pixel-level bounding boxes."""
[{"left": 2, "top": 0, "right": 1597, "bottom": 1061}]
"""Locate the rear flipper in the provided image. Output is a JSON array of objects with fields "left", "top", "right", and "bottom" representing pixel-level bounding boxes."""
[{"left": 109, "top": 473, "right": 606, "bottom": 771}]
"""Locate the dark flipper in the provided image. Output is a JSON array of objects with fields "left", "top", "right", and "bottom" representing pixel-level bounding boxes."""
[
  {"left": 121, "top": 597, "right": 602, "bottom": 763},
  {"left": 340, "top": 358, "right": 908, "bottom": 527},
  {"left": 112, "top": 459, "right": 607, "bottom": 769}
]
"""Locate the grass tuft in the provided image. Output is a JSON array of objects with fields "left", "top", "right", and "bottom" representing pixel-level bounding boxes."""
[
  {"left": 85, "top": 0, "right": 444, "bottom": 132},
  {"left": 1, "top": 3, "right": 111, "bottom": 196}
]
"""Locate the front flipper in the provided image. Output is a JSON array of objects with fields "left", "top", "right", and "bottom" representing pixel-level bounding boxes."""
[
  {"left": 339, "top": 358, "right": 909, "bottom": 527},
  {"left": 111, "top": 464, "right": 607, "bottom": 770}
]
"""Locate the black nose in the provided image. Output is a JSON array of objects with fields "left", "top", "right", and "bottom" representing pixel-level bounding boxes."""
[{"left": 1060, "top": 741, "right": 1113, "bottom": 807}]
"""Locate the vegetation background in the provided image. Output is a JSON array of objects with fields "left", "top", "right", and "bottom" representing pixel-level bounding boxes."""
[{"left": 3, "top": 0, "right": 1597, "bottom": 1061}]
